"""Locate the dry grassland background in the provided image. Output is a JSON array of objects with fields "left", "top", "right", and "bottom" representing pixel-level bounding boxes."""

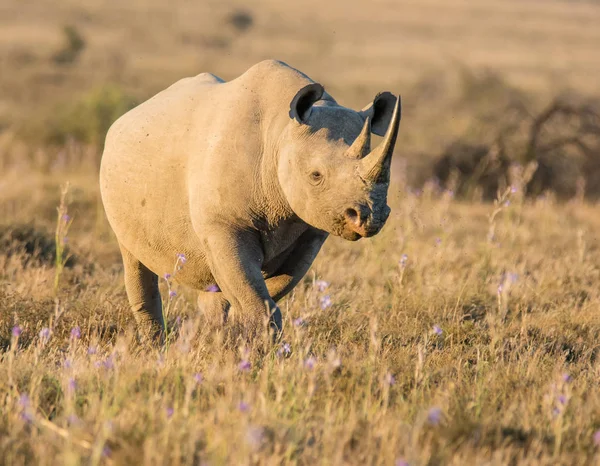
[{"left": 1, "top": 0, "right": 600, "bottom": 464}]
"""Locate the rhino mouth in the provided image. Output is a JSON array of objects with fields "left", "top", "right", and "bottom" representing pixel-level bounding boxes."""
[
  {"left": 337, "top": 222, "right": 383, "bottom": 241},
  {"left": 340, "top": 229, "right": 363, "bottom": 241},
  {"left": 333, "top": 206, "right": 389, "bottom": 241}
]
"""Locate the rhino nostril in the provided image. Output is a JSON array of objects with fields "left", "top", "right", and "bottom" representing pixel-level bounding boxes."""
[{"left": 344, "top": 207, "right": 360, "bottom": 226}]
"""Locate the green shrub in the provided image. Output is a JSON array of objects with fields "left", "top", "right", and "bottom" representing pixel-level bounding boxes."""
[
  {"left": 52, "top": 25, "right": 86, "bottom": 65},
  {"left": 43, "top": 84, "right": 138, "bottom": 147}
]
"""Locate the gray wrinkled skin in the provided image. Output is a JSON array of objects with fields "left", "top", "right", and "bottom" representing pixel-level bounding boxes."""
[{"left": 99, "top": 60, "right": 401, "bottom": 339}]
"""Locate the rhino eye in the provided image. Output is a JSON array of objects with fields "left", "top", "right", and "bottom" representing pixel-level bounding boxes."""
[{"left": 309, "top": 171, "right": 323, "bottom": 184}]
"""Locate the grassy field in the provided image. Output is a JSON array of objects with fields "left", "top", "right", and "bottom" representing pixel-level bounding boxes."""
[
  {"left": 1, "top": 0, "right": 600, "bottom": 464},
  {"left": 1, "top": 171, "right": 600, "bottom": 465}
]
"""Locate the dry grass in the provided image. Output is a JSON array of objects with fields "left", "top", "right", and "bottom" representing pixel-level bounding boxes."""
[
  {"left": 1, "top": 157, "right": 600, "bottom": 465},
  {"left": 2, "top": 0, "right": 600, "bottom": 464}
]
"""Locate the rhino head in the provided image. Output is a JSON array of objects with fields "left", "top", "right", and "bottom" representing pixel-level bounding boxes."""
[{"left": 277, "top": 83, "right": 401, "bottom": 241}]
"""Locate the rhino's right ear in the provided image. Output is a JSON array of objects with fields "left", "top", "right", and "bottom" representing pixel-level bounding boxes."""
[
  {"left": 359, "top": 92, "right": 400, "bottom": 137},
  {"left": 289, "top": 83, "right": 324, "bottom": 123}
]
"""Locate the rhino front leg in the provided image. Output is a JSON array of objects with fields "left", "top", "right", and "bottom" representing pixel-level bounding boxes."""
[
  {"left": 201, "top": 227, "right": 278, "bottom": 337},
  {"left": 197, "top": 290, "right": 230, "bottom": 326},
  {"left": 119, "top": 243, "right": 164, "bottom": 339},
  {"left": 265, "top": 229, "right": 327, "bottom": 303}
]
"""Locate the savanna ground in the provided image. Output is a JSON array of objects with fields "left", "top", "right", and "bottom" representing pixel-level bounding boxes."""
[{"left": 1, "top": 0, "right": 600, "bottom": 464}]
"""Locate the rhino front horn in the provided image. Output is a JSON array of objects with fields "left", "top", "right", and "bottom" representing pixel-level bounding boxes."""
[{"left": 358, "top": 95, "right": 401, "bottom": 183}]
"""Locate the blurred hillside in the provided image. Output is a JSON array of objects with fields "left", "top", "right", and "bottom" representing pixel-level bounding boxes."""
[{"left": 1, "top": 0, "right": 599, "bottom": 197}]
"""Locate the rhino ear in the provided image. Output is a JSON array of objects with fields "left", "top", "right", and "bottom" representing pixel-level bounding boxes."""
[
  {"left": 289, "top": 83, "right": 324, "bottom": 123},
  {"left": 359, "top": 92, "right": 400, "bottom": 137}
]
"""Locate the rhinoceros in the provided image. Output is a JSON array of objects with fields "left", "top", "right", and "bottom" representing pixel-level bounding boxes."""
[{"left": 100, "top": 59, "right": 401, "bottom": 338}]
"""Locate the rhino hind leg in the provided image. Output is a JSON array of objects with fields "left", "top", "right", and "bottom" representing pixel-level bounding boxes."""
[{"left": 119, "top": 243, "right": 164, "bottom": 340}]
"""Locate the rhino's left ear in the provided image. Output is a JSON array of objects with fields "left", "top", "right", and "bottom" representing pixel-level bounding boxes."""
[
  {"left": 289, "top": 83, "right": 324, "bottom": 123},
  {"left": 359, "top": 92, "right": 401, "bottom": 137}
]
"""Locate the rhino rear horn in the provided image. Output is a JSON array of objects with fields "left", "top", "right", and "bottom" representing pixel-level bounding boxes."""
[
  {"left": 345, "top": 116, "right": 371, "bottom": 159},
  {"left": 289, "top": 83, "right": 324, "bottom": 123}
]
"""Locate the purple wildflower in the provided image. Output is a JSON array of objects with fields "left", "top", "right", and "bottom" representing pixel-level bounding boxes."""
[
  {"left": 594, "top": 430, "right": 600, "bottom": 447},
  {"left": 315, "top": 280, "right": 329, "bottom": 292},
  {"left": 39, "top": 327, "right": 51, "bottom": 342},
  {"left": 277, "top": 342, "right": 292, "bottom": 358},
  {"left": 67, "top": 414, "right": 79, "bottom": 425},
  {"left": 102, "top": 446, "right": 111, "bottom": 458},
  {"left": 510, "top": 186, "right": 518, "bottom": 194},
  {"left": 166, "top": 407, "right": 174, "bottom": 418},
  {"left": 194, "top": 373, "right": 203, "bottom": 384},
  {"left": 497, "top": 283, "right": 504, "bottom": 294},
  {"left": 293, "top": 317, "right": 305, "bottom": 327},
  {"left": 18, "top": 394, "right": 33, "bottom": 423},
  {"left": 70, "top": 326, "right": 81, "bottom": 339},
  {"left": 238, "top": 401, "right": 250, "bottom": 413},
  {"left": 68, "top": 378, "right": 77, "bottom": 393},
  {"left": 63, "top": 358, "right": 72, "bottom": 369},
  {"left": 319, "top": 295, "right": 332, "bottom": 310},
  {"left": 395, "top": 460, "right": 410, "bottom": 466},
  {"left": 432, "top": 325, "right": 443, "bottom": 336},
  {"left": 206, "top": 284, "right": 220, "bottom": 292},
  {"left": 102, "top": 356, "right": 115, "bottom": 370},
  {"left": 164, "top": 273, "right": 171, "bottom": 280},
  {"left": 18, "top": 394, "right": 30, "bottom": 409},
  {"left": 177, "top": 253, "right": 187, "bottom": 264},
  {"left": 238, "top": 360, "right": 251, "bottom": 372},
  {"left": 435, "top": 238, "right": 442, "bottom": 245},
  {"left": 12, "top": 325, "right": 22, "bottom": 338},
  {"left": 246, "top": 426, "right": 265, "bottom": 450},
  {"left": 504, "top": 200, "right": 511, "bottom": 207},
  {"left": 558, "top": 395, "right": 567, "bottom": 405},
  {"left": 562, "top": 373, "right": 572, "bottom": 383},
  {"left": 62, "top": 214, "right": 71, "bottom": 223},
  {"left": 399, "top": 254, "right": 408, "bottom": 268},
  {"left": 385, "top": 373, "right": 396, "bottom": 386},
  {"left": 304, "top": 356, "right": 316, "bottom": 370},
  {"left": 427, "top": 407, "right": 442, "bottom": 425},
  {"left": 169, "top": 290, "right": 177, "bottom": 298},
  {"left": 87, "top": 345, "right": 97, "bottom": 355}
]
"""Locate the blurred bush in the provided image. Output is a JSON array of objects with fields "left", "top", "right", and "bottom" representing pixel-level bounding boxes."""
[
  {"left": 0, "top": 224, "right": 76, "bottom": 268},
  {"left": 226, "top": 10, "right": 254, "bottom": 33},
  {"left": 25, "top": 84, "right": 138, "bottom": 148},
  {"left": 52, "top": 25, "right": 86, "bottom": 65},
  {"left": 419, "top": 69, "right": 600, "bottom": 200}
]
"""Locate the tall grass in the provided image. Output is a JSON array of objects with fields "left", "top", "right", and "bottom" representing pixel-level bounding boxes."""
[{"left": 1, "top": 163, "right": 600, "bottom": 464}]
